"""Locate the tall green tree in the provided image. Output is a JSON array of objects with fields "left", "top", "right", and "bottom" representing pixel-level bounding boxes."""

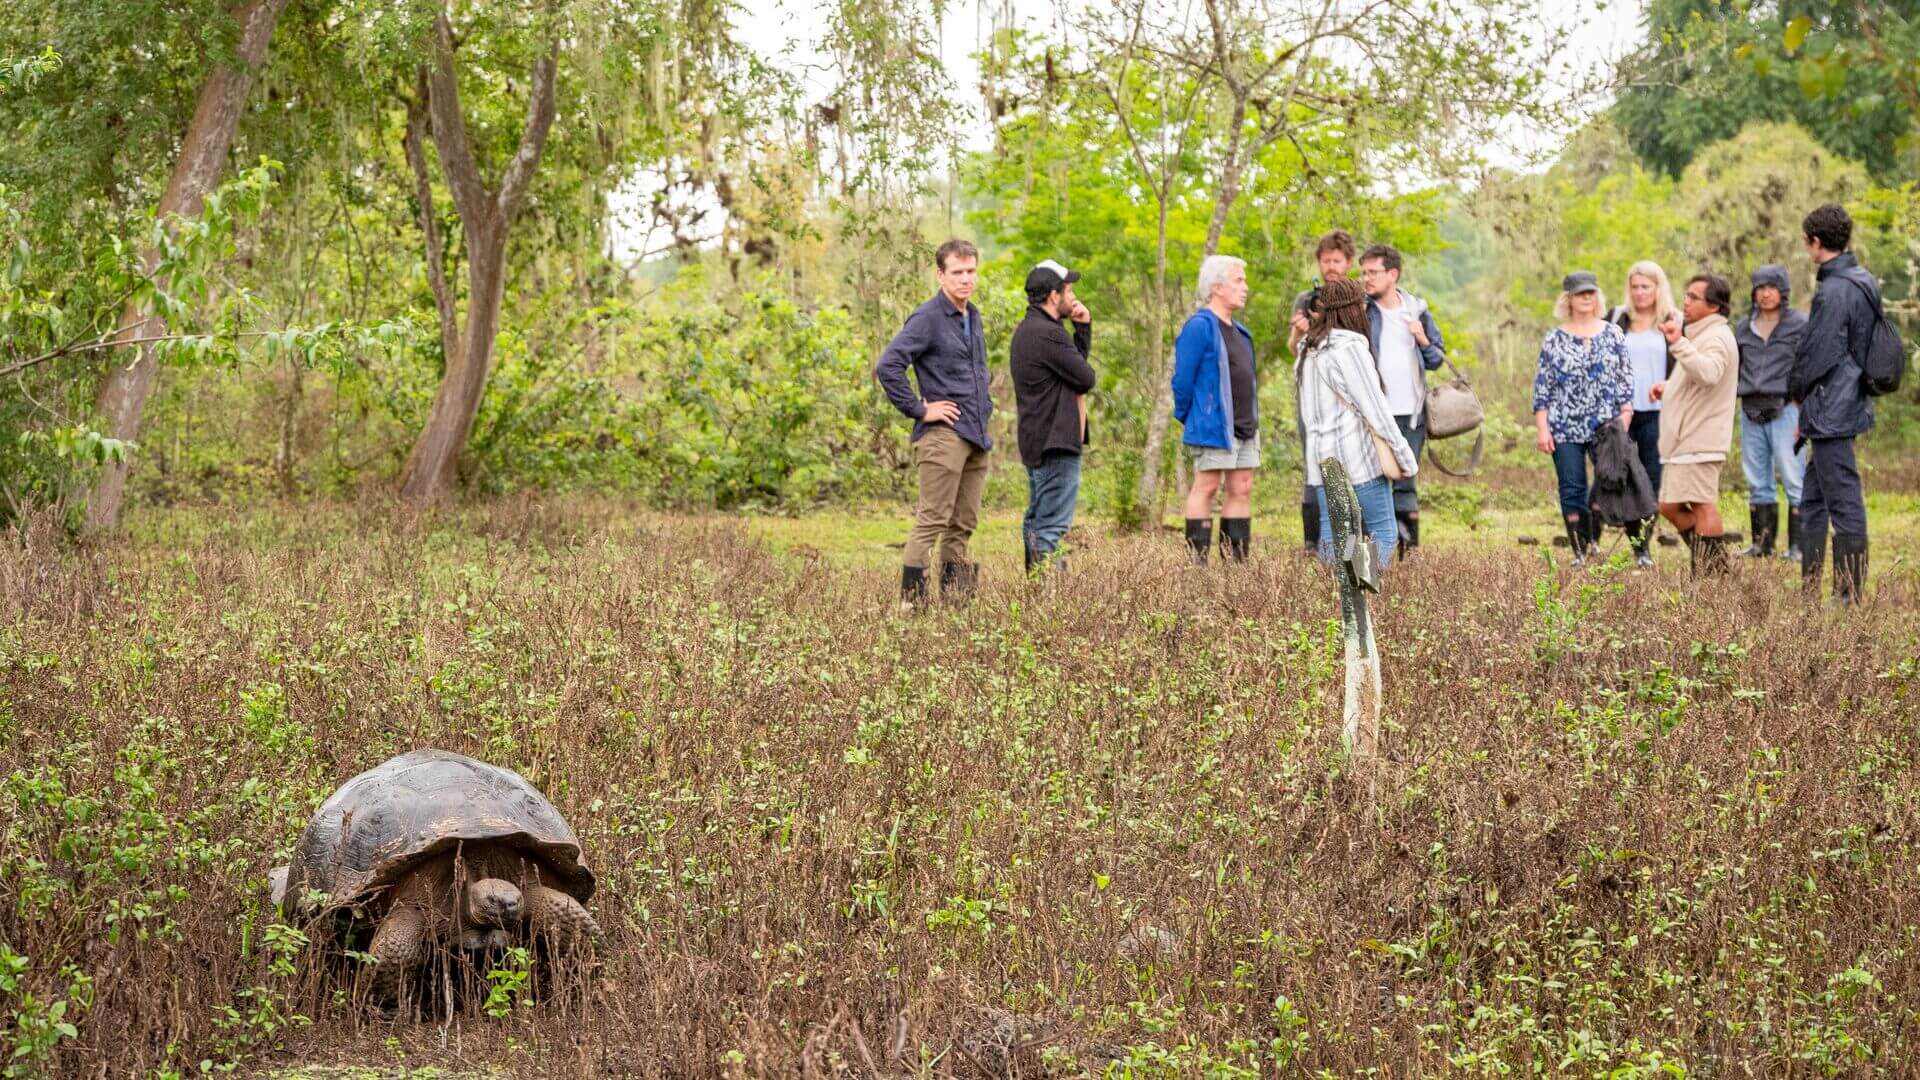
[{"left": 1613, "top": 0, "right": 1918, "bottom": 181}]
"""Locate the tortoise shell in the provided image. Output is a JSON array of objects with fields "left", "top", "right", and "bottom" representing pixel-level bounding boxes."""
[{"left": 276, "top": 749, "right": 593, "bottom": 915}]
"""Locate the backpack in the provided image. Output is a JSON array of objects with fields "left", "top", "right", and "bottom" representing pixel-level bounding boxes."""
[{"left": 1842, "top": 273, "right": 1908, "bottom": 397}]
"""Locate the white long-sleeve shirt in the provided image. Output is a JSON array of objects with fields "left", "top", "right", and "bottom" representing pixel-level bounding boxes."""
[{"left": 1297, "top": 329, "right": 1419, "bottom": 487}]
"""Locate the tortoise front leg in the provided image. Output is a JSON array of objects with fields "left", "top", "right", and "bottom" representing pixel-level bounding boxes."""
[
  {"left": 367, "top": 903, "right": 427, "bottom": 1009},
  {"left": 525, "top": 884, "right": 603, "bottom": 956}
]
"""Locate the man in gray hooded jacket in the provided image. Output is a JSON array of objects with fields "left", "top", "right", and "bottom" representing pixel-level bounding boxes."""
[{"left": 1733, "top": 264, "right": 1808, "bottom": 560}]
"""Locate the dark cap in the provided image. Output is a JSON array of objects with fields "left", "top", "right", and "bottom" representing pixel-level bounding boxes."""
[
  {"left": 1025, "top": 259, "right": 1081, "bottom": 298},
  {"left": 1562, "top": 270, "right": 1599, "bottom": 295}
]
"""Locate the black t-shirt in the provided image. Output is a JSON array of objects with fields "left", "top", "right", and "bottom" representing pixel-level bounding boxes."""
[{"left": 1223, "top": 327, "right": 1257, "bottom": 440}]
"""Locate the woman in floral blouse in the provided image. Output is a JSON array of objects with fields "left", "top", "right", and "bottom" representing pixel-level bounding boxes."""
[{"left": 1533, "top": 271, "right": 1633, "bottom": 564}]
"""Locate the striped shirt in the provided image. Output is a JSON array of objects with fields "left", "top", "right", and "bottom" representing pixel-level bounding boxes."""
[{"left": 1297, "top": 329, "right": 1420, "bottom": 487}]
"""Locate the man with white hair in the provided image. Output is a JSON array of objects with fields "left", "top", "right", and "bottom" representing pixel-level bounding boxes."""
[{"left": 1171, "top": 254, "right": 1258, "bottom": 562}]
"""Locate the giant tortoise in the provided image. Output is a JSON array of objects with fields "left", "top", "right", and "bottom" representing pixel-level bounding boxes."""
[{"left": 270, "top": 749, "right": 603, "bottom": 1006}]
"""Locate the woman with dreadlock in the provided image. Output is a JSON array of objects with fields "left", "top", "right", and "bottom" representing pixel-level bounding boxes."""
[{"left": 1295, "top": 276, "right": 1419, "bottom": 570}]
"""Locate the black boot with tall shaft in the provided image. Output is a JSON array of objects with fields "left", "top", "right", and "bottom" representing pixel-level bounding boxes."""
[
  {"left": 1740, "top": 504, "right": 1777, "bottom": 557},
  {"left": 901, "top": 566, "right": 929, "bottom": 609},
  {"left": 1185, "top": 518, "right": 1213, "bottom": 565},
  {"left": 1801, "top": 528, "right": 1827, "bottom": 599},
  {"left": 1220, "top": 517, "right": 1251, "bottom": 563},
  {"left": 1833, "top": 534, "right": 1868, "bottom": 606}
]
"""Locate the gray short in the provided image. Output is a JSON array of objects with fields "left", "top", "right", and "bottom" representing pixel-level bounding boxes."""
[{"left": 1190, "top": 431, "right": 1261, "bottom": 472}]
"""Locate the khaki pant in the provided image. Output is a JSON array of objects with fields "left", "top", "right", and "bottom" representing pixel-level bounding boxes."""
[{"left": 904, "top": 425, "right": 989, "bottom": 570}]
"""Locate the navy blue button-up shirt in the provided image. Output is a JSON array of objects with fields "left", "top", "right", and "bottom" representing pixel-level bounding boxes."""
[{"left": 874, "top": 291, "right": 993, "bottom": 450}]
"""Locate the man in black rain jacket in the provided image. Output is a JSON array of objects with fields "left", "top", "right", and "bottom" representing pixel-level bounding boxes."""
[{"left": 1788, "top": 204, "right": 1879, "bottom": 604}]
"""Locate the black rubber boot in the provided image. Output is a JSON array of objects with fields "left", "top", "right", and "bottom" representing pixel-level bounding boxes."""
[
  {"left": 900, "top": 565, "right": 929, "bottom": 609},
  {"left": 1565, "top": 516, "right": 1590, "bottom": 566},
  {"left": 1801, "top": 528, "right": 1827, "bottom": 600},
  {"left": 1220, "top": 517, "right": 1250, "bottom": 563},
  {"left": 1185, "top": 518, "right": 1214, "bottom": 565},
  {"left": 1695, "top": 534, "right": 1730, "bottom": 578},
  {"left": 1785, "top": 506, "right": 1803, "bottom": 563},
  {"left": 940, "top": 560, "right": 979, "bottom": 603},
  {"left": 1833, "top": 534, "right": 1868, "bottom": 607},
  {"left": 1301, "top": 500, "right": 1321, "bottom": 553},
  {"left": 1740, "top": 504, "right": 1777, "bottom": 557},
  {"left": 1680, "top": 528, "right": 1698, "bottom": 576},
  {"left": 1023, "top": 545, "right": 1036, "bottom": 577}
]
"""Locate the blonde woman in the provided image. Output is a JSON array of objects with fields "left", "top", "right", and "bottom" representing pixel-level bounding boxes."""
[
  {"left": 1607, "top": 260, "right": 1679, "bottom": 566},
  {"left": 1533, "top": 271, "right": 1633, "bottom": 564}
]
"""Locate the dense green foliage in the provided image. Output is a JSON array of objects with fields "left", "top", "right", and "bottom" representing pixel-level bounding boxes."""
[
  {"left": 4, "top": 0, "right": 1914, "bottom": 529},
  {"left": 1614, "top": 0, "right": 1920, "bottom": 181}
]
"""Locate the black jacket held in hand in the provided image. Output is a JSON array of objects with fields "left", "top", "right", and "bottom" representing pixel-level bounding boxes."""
[
  {"left": 1791, "top": 252, "right": 1878, "bottom": 440},
  {"left": 1010, "top": 304, "right": 1095, "bottom": 469},
  {"left": 1591, "top": 420, "right": 1656, "bottom": 526}
]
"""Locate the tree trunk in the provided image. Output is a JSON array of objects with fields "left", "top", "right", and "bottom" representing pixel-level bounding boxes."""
[
  {"left": 86, "top": 0, "right": 291, "bottom": 531},
  {"left": 395, "top": 14, "right": 558, "bottom": 504},
  {"left": 1132, "top": 199, "right": 1174, "bottom": 528},
  {"left": 400, "top": 224, "right": 509, "bottom": 500}
]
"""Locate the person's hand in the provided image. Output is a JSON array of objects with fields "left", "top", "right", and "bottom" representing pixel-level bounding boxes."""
[
  {"left": 1068, "top": 301, "right": 1090, "bottom": 324},
  {"left": 1407, "top": 316, "right": 1429, "bottom": 347},
  {"left": 922, "top": 400, "right": 960, "bottom": 424},
  {"left": 1291, "top": 310, "right": 1310, "bottom": 335},
  {"left": 1648, "top": 382, "right": 1665, "bottom": 403},
  {"left": 1536, "top": 428, "right": 1556, "bottom": 454},
  {"left": 1660, "top": 316, "right": 1681, "bottom": 344}
]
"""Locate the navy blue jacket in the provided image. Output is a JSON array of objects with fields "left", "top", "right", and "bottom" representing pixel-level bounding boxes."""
[
  {"left": 874, "top": 291, "right": 993, "bottom": 450},
  {"left": 1171, "top": 310, "right": 1256, "bottom": 449},
  {"left": 1790, "top": 253, "right": 1878, "bottom": 440}
]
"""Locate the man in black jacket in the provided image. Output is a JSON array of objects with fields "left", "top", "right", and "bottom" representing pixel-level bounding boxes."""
[
  {"left": 1011, "top": 260, "right": 1095, "bottom": 574},
  {"left": 1733, "top": 264, "right": 1808, "bottom": 560},
  {"left": 1788, "top": 204, "right": 1879, "bottom": 604}
]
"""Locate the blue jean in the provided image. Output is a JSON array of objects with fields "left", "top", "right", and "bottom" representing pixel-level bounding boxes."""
[
  {"left": 1316, "top": 475, "right": 1399, "bottom": 570},
  {"left": 1740, "top": 403, "right": 1804, "bottom": 507},
  {"left": 1550, "top": 440, "right": 1596, "bottom": 523},
  {"left": 1022, "top": 451, "right": 1082, "bottom": 559}
]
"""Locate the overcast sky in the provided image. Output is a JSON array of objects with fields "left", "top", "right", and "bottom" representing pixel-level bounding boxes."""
[
  {"left": 736, "top": 0, "right": 1647, "bottom": 152},
  {"left": 612, "top": 0, "right": 1650, "bottom": 259}
]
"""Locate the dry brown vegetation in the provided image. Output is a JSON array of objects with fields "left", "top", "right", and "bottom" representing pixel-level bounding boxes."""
[{"left": 3, "top": 498, "right": 1919, "bottom": 1078}]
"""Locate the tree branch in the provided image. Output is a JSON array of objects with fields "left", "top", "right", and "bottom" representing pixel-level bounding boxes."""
[
  {"left": 424, "top": 11, "right": 491, "bottom": 224},
  {"left": 496, "top": 45, "right": 559, "bottom": 224},
  {"left": 405, "top": 68, "right": 460, "bottom": 362},
  {"left": 1, "top": 329, "right": 287, "bottom": 381}
]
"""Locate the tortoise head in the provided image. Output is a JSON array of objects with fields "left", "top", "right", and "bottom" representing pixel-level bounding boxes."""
[{"left": 464, "top": 878, "right": 524, "bottom": 929}]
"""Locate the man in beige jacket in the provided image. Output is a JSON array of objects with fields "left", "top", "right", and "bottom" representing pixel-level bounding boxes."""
[{"left": 1652, "top": 273, "right": 1739, "bottom": 577}]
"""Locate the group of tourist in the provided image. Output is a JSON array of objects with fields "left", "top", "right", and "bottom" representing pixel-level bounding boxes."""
[
  {"left": 1529, "top": 203, "right": 1881, "bottom": 602},
  {"left": 871, "top": 203, "right": 1888, "bottom": 609}
]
